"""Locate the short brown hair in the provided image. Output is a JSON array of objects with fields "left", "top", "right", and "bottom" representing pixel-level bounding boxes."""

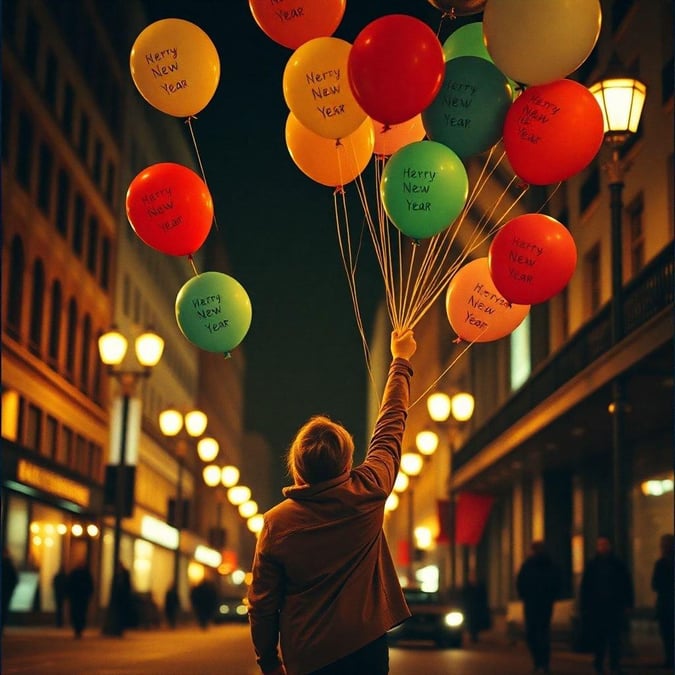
[{"left": 287, "top": 415, "right": 354, "bottom": 485}]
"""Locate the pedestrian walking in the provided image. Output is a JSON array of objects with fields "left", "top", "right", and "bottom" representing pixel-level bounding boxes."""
[
  {"left": 53, "top": 565, "right": 68, "bottom": 627},
  {"left": 516, "top": 540, "right": 562, "bottom": 675},
  {"left": 651, "top": 533, "right": 674, "bottom": 669},
  {"left": 1, "top": 547, "right": 19, "bottom": 635},
  {"left": 165, "top": 584, "right": 180, "bottom": 628},
  {"left": 247, "top": 328, "right": 417, "bottom": 675},
  {"left": 461, "top": 572, "right": 491, "bottom": 643},
  {"left": 579, "top": 536, "right": 634, "bottom": 675},
  {"left": 66, "top": 558, "right": 94, "bottom": 638},
  {"left": 190, "top": 579, "right": 218, "bottom": 629}
]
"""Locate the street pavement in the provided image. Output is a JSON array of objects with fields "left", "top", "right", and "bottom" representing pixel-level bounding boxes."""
[{"left": 1, "top": 622, "right": 671, "bottom": 675}]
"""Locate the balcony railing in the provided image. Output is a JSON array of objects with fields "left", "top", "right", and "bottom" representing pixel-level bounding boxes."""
[{"left": 455, "top": 244, "right": 673, "bottom": 471}]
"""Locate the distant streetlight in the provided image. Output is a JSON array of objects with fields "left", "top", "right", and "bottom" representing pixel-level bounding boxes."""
[
  {"left": 589, "top": 55, "right": 646, "bottom": 561},
  {"left": 98, "top": 326, "right": 164, "bottom": 637},
  {"left": 426, "top": 389, "right": 475, "bottom": 590},
  {"left": 159, "top": 407, "right": 208, "bottom": 589}
]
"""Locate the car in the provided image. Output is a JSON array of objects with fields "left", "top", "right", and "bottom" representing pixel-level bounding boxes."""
[
  {"left": 387, "top": 587, "right": 464, "bottom": 649},
  {"left": 213, "top": 595, "right": 249, "bottom": 623}
]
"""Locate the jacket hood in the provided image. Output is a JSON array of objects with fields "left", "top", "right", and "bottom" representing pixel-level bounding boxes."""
[{"left": 281, "top": 470, "right": 351, "bottom": 501}]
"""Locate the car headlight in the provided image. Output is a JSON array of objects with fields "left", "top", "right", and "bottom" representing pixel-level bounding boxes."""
[{"left": 444, "top": 611, "right": 464, "bottom": 628}]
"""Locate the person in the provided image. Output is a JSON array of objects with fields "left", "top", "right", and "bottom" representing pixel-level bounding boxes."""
[
  {"left": 461, "top": 572, "right": 491, "bottom": 643},
  {"left": 1, "top": 547, "right": 19, "bottom": 636},
  {"left": 516, "top": 540, "right": 562, "bottom": 675},
  {"left": 651, "top": 533, "right": 674, "bottom": 668},
  {"left": 52, "top": 565, "right": 68, "bottom": 628},
  {"left": 190, "top": 578, "right": 218, "bottom": 629},
  {"left": 247, "top": 327, "right": 417, "bottom": 675},
  {"left": 66, "top": 558, "right": 94, "bottom": 638},
  {"left": 164, "top": 584, "right": 180, "bottom": 629},
  {"left": 579, "top": 536, "right": 634, "bottom": 675}
]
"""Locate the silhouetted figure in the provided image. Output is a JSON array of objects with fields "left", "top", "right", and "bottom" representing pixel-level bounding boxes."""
[
  {"left": 66, "top": 560, "right": 94, "bottom": 638},
  {"left": 651, "top": 533, "right": 674, "bottom": 669},
  {"left": 516, "top": 540, "right": 562, "bottom": 675},
  {"left": 52, "top": 566, "right": 68, "bottom": 627},
  {"left": 580, "top": 537, "right": 634, "bottom": 675},
  {"left": 190, "top": 579, "right": 218, "bottom": 629},
  {"left": 462, "top": 572, "right": 491, "bottom": 642},
  {"left": 164, "top": 584, "right": 180, "bottom": 628},
  {"left": 1, "top": 547, "right": 19, "bottom": 635}
]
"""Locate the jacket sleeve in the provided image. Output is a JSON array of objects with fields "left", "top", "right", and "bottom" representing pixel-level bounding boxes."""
[
  {"left": 358, "top": 357, "right": 413, "bottom": 494},
  {"left": 247, "top": 520, "right": 285, "bottom": 673}
]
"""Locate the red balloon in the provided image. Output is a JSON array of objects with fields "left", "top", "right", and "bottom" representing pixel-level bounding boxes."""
[
  {"left": 503, "top": 79, "right": 604, "bottom": 185},
  {"left": 126, "top": 163, "right": 213, "bottom": 256},
  {"left": 488, "top": 214, "right": 577, "bottom": 304},
  {"left": 347, "top": 14, "right": 445, "bottom": 126}
]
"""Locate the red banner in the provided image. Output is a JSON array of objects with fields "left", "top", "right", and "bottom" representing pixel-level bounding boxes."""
[{"left": 455, "top": 492, "right": 495, "bottom": 546}]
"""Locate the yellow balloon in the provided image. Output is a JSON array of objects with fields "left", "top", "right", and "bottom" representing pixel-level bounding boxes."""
[
  {"left": 285, "top": 113, "right": 374, "bottom": 187},
  {"left": 283, "top": 37, "right": 367, "bottom": 140},
  {"left": 130, "top": 19, "right": 220, "bottom": 117},
  {"left": 483, "top": 0, "right": 601, "bottom": 85}
]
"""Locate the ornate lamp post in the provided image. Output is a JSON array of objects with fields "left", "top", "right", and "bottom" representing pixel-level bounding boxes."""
[
  {"left": 427, "top": 390, "right": 475, "bottom": 589},
  {"left": 98, "top": 326, "right": 164, "bottom": 636},
  {"left": 589, "top": 56, "right": 646, "bottom": 560},
  {"left": 158, "top": 407, "right": 208, "bottom": 588}
]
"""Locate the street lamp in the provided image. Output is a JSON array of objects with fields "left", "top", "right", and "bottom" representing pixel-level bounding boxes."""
[
  {"left": 159, "top": 407, "right": 208, "bottom": 589},
  {"left": 400, "top": 451, "right": 424, "bottom": 586},
  {"left": 590, "top": 56, "right": 646, "bottom": 561},
  {"left": 98, "top": 326, "right": 164, "bottom": 637},
  {"left": 426, "top": 390, "right": 475, "bottom": 589}
]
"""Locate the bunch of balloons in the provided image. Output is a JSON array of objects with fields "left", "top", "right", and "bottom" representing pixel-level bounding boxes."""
[
  {"left": 247, "top": 0, "right": 602, "bottom": 346},
  {"left": 127, "top": 18, "right": 252, "bottom": 356}
]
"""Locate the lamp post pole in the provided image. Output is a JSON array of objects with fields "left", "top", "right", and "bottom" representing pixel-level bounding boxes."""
[
  {"left": 98, "top": 327, "right": 164, "bottom": 637},
  {"left": 407, "top": 483, "right": 415, "bottom": 585}
]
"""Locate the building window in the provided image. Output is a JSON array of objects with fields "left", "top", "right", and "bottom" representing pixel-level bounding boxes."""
[
  {"left": 72, "top": 193, "right": 85, "bottom": 256},
  {"left": 45, "top": 415, "right": 58, "bottom": 459},
  {"left": 25, "top": 403, "right": 42, "bottom": 452},
  {"left": 627, "top": 192, "right": 645, "bottom": 277},
  {"left": 16, "top": 111, "right": 34, "bottom": 189},
  {"left": 1, "top": 76, "right": 12, "bottom": 161},
  {"left": 37, "top": 142, "right": 54, "bottom": 214},
  {"left": 80, "top": 314, "right": 92, "bottom": 393},
  {"left": 62, "top": 83, "right": 75, "bottom": 138},
  {"left": 105, "top": 161, "right": 116, "bottom": 206},
  {"left": 48, "top": 280, "right": 62, "bottom": 366},
  {"left": 78, "top": 113, "right": 90, "bottom": 163},
  {"left": 100, "top": 237, "right": 111, "bottom": 290},
  {"left": 44, "top": 49, "right": 58, "bottom": 109},
  {"left": 55, "top": 169, "right": 70, "bottom": 236},
  {"left": 89, "top": 441, "right": 103, "bottom": 481},
  {"left": 93, "top": 139, "right": 103, "bottom": 184},
  {"left": 23, "top": 11, "right": 40, "bottom": 76},
  {"left": 60, "top": 426, "right": 73, "bottom": 465},
  {"left": 584, "top": 243, "right": 601, "bottom": 315},
  {"left": 65, "top": 299, "right": 78, "bottom": 379},
  {"left": 86, "top": 216, "right": 99, "bottom": 274},
  {"left": 29, "top": 259, "right": 45, "bottom": 353},
  {"left": 7, "top": 237, "right": 25, "bottom": 337},
  {"left": 75, "top": 434, "right": 88, "bottom": 474},
  {"left": 579, "top": 165, "right": 600, "bottom": 214}
]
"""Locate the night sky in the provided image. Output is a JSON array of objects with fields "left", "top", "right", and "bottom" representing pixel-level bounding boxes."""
[{"left": 139, "top": 2, "right": 480, "bottom": 478}]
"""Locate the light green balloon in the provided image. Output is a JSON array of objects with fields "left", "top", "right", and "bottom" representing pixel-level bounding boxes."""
[
  {"left": 380, "top": 140, "right": 468, "bottom": 240},
  {"left": 443, "top": 22, "right": 491, "bottom": 62},
  {"left": 175, "top": 271, "right": 252, "bottom": 355}
]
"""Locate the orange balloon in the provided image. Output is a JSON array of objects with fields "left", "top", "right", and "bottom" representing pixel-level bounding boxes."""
[
  {"left": 249, "top": 0, "right": 346, "bottom": 50},
  {"left": 445, "top": 257, "right": 530, "bottom": 342},
  {"left": 373, "top": 115, "right": 426, "bottom": 157},
  {"left": 285, "top": 113, "right": 374, "bottom": 187}
]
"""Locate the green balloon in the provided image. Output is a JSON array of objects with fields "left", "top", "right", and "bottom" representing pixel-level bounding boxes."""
[
  {"left": 175, "top": 271, "right": 252, "bottom": 354},
  {"left": 422, "top": 56, "right": 513, "bottom": 159},
  {"left": 380, "top": 140, "right": 468, "bottom": 240},
  {"left": 443, "top": 22, "right": 491, "bottom": 62}
]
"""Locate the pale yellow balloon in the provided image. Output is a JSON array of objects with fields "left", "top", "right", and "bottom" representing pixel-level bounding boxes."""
[
  {"left": 130, "top": 18, "right": 220, "bottom": 117},
  {"left": 283, "top": 37, "right": 367, "bottom": 140},
  {"left": 483, "top": 0, "right": 601, "bottom": 85}
]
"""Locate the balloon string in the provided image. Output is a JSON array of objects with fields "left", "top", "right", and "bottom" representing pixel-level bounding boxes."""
[
  {"left": 188, "top": 254, "right": 200, "bottom": 276},
  {"left": 185, "top": 116, "right": 220, "bottom": 232}
]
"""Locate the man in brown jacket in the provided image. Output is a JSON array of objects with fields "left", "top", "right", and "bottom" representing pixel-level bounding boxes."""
[{"left": 248, "top": 328, "right": 416, "bottom": 675}]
